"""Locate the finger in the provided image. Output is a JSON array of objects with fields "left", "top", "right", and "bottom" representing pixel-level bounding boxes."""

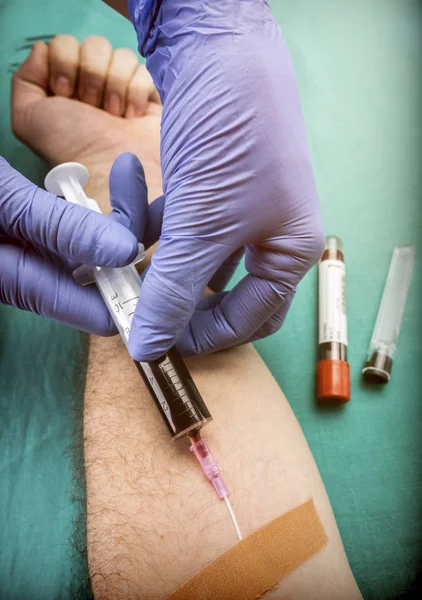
[
  {"left": 127, "top": 237, "right": 232, "bottom": 361},
  {"left": 11, "top": 42, "right": 48, "bottom": 137},
  {"left": 0, "top": 242, "right": 116, "bottom": 336},
  {"left": 150, "top": 86, "right": 161, "bottom": 105},
  {"left": 108, "top": 153, "right": 148, "bottom": 239},
  {"left": 208, "top": 246, "right": 244, "bottom": 292},
  {"left": 125, "top": 64, "right": 157, "bottom": 118},
  {"left": 108, "top": 154, "right": 165, "bottom": 252},
  {"left": 246, "top": 295, "right": 295, "bottom": 343},
  {"left": 176, "top": 274, "right": 287, "bottom": 356},
  {"left": 104, "top": 48, "right": 139, "bottom": 116},
  {"left": 143, "top": 194, "right": 165, "bottom": 248},
  {"left": 195, "top": 292, "right": 227, "bottom": 312},
  {"left": 48, "top": 34, "right": 79, "bottom": 97},
  {"left": 0, "top": 158, "right": 138, "bottom": 267},
  {"left": 177, "top": 235, "right": 324, "bottom": 356},
  {"left": 78, "top": 35, "right": 113, "bottom": 107}
]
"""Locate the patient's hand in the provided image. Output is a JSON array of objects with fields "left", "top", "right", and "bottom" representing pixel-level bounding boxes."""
[{"left": 11, "top": 35, "right": 162, "bottom": 202}]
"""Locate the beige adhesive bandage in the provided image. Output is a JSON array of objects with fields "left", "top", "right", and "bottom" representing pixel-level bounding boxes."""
[{"left": 166, "top": 499, "right": 327, "bottom": 600}]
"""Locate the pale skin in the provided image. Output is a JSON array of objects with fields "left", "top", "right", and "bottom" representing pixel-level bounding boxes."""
[{"left": 12, "top": 36, "right": 362, "bottom": 600}]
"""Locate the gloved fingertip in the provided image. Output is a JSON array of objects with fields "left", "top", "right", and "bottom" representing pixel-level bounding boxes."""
[
  {"left": 208, "top": 247, "right": 245, "bottom": 292},
  {"left": 87, "top": 313, "right": 119, "bottom": 337},
  {"left": 128, "top": 339, "right": 162, "bottom": 362},
  {"left": 111, "top": 152, "right": 146, "bottom": 180},
  {"left": 112, "top": 233, "right": 139, "bottom": 267},
  {"left": 174, "top": 332, "right": 200, "bottom": 358},
  {"left": 95, "top": 318, "right": 119, "bottom": 338},
  {"left": 144, "top": 195, "right": 165, "bottom": 249},
  {"left": 109, "top": 152, "right": 148, "bottom": 241},
  {"left": 128, "top": 325, "right": 173, "bottom": 362},
  {"left": 94, "top": 221, "right": 139, "bottom": 268}
]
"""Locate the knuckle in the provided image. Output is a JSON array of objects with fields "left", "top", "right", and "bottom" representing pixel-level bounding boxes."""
[
  {"left": 303, "top": 224, "right": 325, "bottom": 266},
  {"left": 83, "top": 35, "right": 111, "bottom": 50},
  {"left": 49, "top": 34, "right": 79, "bottom": 51},
  {"left": 133, "top": 64, "right": 153, "bottom": 88},
  {"left": 113, "top": 47, "right": 138, "bottom": 63},
  {"left": 11, "top": 77, "right": 32, "bottom": 143},
  {"left": 258, "top": 318, "right": 282, "bottom": 339},
  {"left": 97, "top": 320, "right": 117, "bottom": 337},
  {"left": 10, "top": 106, "right": 21, "bottom": 141},
  {"left": 48, "top": 36, "right": 80, "bottom": 76},
  {"left": 283, "top": 224, "right": 325, "bottom": 273},
  {"left": 312, "top": 227, "right": 326, "bottom": 262}
]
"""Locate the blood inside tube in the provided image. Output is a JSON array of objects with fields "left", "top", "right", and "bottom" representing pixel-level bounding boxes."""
[{"left": 134, "top": 348, "right": 212, "bottom": 439}]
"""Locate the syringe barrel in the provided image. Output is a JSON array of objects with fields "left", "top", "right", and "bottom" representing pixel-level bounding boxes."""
[
  {"left": 134, "top": 350, "right": 212, "bottom": 439},
  {"left": 94, "top": 264, "right": 212, "bottom": 438},
  {"left": 94, "top": 264, "right": 141, "bottom": 343}
]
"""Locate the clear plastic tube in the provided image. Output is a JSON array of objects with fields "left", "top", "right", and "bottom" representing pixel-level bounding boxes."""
[
  {"left": 94, "top": 263, "right": 142, "bottom": 344},
  {"left": 362, "top": 245, "right": 415, "bottom": 382}
]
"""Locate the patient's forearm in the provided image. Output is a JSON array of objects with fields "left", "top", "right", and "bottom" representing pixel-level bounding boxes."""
[
  {"left": 84, "top": 338, "right": 361, "bottom": 599},
  {"left": 82, "top": 167, "right": 360, "bottom": 599}
]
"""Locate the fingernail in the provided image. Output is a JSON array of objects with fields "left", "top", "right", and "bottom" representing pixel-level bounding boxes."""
[
  {"left": 125, "top": 101, "right": 136, "bottom": 119},
  {"left": 82, "top": 87, "right": 100, "bottom": 106},
  {"left": 54, "top": 75, "right": 70, "bottom": 96},
  {"left": 106, "top": 92, "right": 121, "bottom": 116}
]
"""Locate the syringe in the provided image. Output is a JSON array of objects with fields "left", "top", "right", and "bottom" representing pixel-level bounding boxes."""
[{"left": 44, "top": 162, "right": 231, "bottom": 504}]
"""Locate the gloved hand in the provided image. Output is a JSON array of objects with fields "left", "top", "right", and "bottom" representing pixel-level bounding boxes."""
[
  {"left": 127, "top": 0, "right": 325, "bottom": 361},
  {"left": 0, "top": 154, "right": 147, "bottom": 335}
]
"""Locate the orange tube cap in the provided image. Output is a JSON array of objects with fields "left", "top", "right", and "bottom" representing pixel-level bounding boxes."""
[{"left": 317, "top": 359, "right": 350, "bottom": 404}]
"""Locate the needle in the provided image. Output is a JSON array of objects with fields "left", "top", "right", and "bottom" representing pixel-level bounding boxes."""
[
  {"left": 189, "top": 432, "right": 243, "bottom": 541},
  {"left": 224, "top": 495, "right": 243, "bottom": 541}
]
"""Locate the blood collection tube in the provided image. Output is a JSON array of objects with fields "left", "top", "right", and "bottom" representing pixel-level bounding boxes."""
[
  {"left": 362, "top": 245, "right": 415, "bottom": 382},
  {"left": 317, "top": 235, "right": 350, "bottom": 403}
]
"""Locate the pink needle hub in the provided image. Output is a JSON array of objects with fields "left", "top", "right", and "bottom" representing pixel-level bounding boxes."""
[{"left": 189, "top": 434, "right": 229, "bottom": 499}]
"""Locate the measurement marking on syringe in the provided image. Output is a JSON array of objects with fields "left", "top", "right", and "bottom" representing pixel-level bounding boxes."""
[
  {"left": 122, "top": 297, "right": 139, "bottom": 305},
  {"left": 128, "top": 311, "right": 135, "bottom": 316},
  {"left": 177, "top": 406, "right": 196, "bottom": 417}
]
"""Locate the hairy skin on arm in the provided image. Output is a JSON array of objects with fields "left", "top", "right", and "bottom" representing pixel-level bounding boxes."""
[
  {"left": 84, "top": 244, "right": 362, "bottom": 600},
  {"left": 80, "top": 102, "right": 361, "bottom": 599}
]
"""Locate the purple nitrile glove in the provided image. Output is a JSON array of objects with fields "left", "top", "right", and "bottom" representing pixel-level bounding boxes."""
[
  {"left": 0, "top": 154, "right": 148, "bottom": 335},
  {"left": 127, "top": 0, "right": 324, "bottom": 361}
]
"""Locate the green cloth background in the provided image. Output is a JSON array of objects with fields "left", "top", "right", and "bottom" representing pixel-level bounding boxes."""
[{"left": 0, "top": 0, "right": 421, "bottom": 598}]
